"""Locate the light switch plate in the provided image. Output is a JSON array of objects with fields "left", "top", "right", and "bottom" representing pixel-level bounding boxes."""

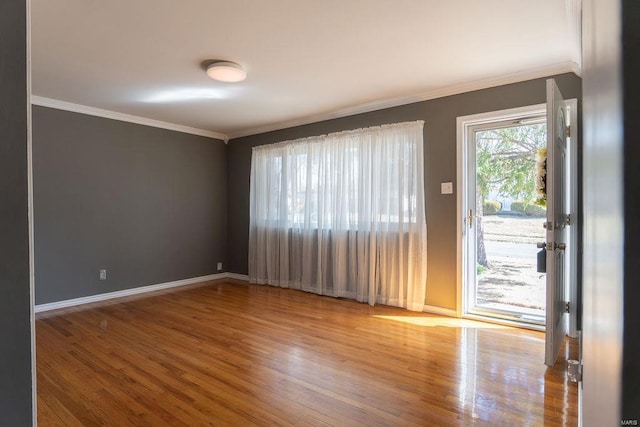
[{"left": 441, "top": 182, "right": 453, "bottom": 194}]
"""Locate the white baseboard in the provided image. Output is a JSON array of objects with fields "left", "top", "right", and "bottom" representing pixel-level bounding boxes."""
[
  {"left": 423, "top": 304, "right": 457, "bottom": 317},
  {"left": 35, "top": 273, "right": 457, "bottom": 316},
  {"left": 35, "top": 273, "right": 228, "bottom": 313},
  {"left": 225, "top": 272, "right": 249, "bottom": 281}
]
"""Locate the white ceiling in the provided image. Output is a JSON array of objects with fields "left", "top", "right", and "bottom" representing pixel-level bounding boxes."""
[{"left": 31, "top": 0, "right": 581, "bottom": 140}]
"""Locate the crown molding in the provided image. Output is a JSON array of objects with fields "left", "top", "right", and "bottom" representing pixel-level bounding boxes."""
[
  {"left": 32, "top": 60, "right": 582, "bottom": 144},
  {"left": 227, "top": 61, "right": 581, "bottom": 140},
  {"left": 31, "top": 96, "right": 229, "bottom": 142}
]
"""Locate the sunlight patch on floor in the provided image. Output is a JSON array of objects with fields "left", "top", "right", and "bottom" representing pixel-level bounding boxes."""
[{"left": 373, "top": 315, "right": 514, "bottom": 329}]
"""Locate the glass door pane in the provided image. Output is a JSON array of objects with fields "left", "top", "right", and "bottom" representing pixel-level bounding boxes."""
[{"left": 469, "top": 122, "right": 547, "bottom": 325}]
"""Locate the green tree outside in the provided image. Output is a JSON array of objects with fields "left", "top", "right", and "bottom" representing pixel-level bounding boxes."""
[{"left": 475, "top": 123, "right": 546, "bottom": 267}]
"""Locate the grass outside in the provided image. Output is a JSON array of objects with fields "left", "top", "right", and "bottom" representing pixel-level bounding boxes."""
[{"left": 476, "top": 214, "right": 546, "bottom": 314}]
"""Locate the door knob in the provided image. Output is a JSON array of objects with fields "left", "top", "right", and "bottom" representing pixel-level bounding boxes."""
[
  {"left": 537, "top": 242, "right": 552, "bottom": 250},
  {"left": 538, "top": 242, "right": 566, "bottom": 250}
]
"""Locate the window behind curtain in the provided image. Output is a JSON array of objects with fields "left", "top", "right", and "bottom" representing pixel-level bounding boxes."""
[{"left": 249, "top": 121, "right": 427, "bottom": 311}]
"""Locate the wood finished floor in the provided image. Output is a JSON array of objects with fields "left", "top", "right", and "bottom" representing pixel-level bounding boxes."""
[{"left": 36, "top": 280, "right": 578, "bottom": 426}]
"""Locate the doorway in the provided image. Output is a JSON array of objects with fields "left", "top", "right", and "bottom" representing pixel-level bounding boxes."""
[
  {"left": 464, "top": 110, "right": 547, "bottom": 327},
  {"left": 457, "top": 101, "right": 578, "bottom": 333}
]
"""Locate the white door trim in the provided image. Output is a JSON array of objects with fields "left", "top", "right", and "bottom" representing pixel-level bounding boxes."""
[
  {"left": 26, "top": 0, "right": 37, "bottom": 423},
  {"left": 456, "top": 102, "right": 580, "bottom": 325},
  {"left": 567, "top": 98, "right": 579, "bottom": 338}
]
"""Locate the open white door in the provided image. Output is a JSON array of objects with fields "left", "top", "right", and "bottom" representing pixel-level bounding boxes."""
[{"left": 545, "top": 79, "right": 569, "bottom": 366}]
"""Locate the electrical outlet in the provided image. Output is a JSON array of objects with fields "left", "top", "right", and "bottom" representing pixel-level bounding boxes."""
[
  {"left": 217, "top": 262, "right": 223, "bottom": 272},
  {"left": 99, "top": 269, "right": 107, "bottom": 280}
]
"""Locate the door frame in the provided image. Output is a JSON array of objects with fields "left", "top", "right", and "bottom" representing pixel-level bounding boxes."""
[
  {"left": 566, "top": 98, "right": 579, "bottom": 339},
  {"left": 456, "top": 101, "right": 578, "bottom": 335}
]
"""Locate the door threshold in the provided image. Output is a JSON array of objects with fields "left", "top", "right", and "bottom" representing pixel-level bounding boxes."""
[{"left": 464, "top": 311, "right": 545, "bottom": 332}]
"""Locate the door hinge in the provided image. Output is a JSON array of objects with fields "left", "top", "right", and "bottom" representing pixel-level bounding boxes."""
[
  {"left": 566, "top": 214, "right": 571, "bottom": 226},
  {"left": 566, "top": 125, "right": 571, "bottom": 138},
  {"left": 565, "top": 302, "right": 570, "bottom": 313}
]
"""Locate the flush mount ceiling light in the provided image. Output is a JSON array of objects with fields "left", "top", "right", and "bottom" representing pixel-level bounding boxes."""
[{"left": 206, "top": 61, "right": 247, "bottom": 83}]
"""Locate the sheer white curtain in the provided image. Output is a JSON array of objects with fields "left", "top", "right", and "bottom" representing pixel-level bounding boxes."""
[{"left": 248, "top": 121, "right": 427, "bottom": 311}]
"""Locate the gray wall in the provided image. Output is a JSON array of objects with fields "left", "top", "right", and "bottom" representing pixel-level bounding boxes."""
[
  {"left": 33, "top": 106, "right": 227, "bottom": 304},
  {"left": 0, "top": 0, "right": 34, "bottom": 423},
  {"left": 622, "top": 0, "right": 639, "bottom": 420},
  {"left": 227, "top": 73, "right": 582, "bottom": 309},
  {"left": 581, "top": 0, "right": 640, "bottom": 423},
  {"left": 581, "top": 0, "right": 625, "bottom": 425}
]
